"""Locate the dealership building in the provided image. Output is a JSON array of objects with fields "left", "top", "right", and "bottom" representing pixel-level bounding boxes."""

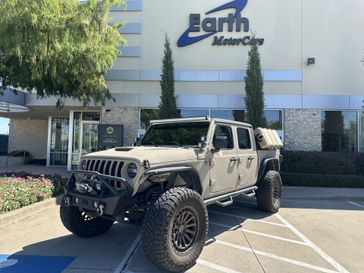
[{"left": 1, "top": 0, "right": 364, "bottom": 170}]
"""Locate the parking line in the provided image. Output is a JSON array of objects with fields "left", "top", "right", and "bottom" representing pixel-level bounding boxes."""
[
  {"left": 347, "top": 201, "right": 364, "bottom": 209},
  {"left": 214, "top": 240, "right": 339, "bottom": 273},
  {"left": 115, "top": 233, "right": 141, "bottom": 273},
  {"left": 275, "top": 214, "right": 349, "bottom": 273},
  {"left": 209, "top": 221, "right": 309, "bottom": 246},
  {"left": 197, "top": 259, "right": 242, "bottom": 273},
  {"left": 209, "top": 210, "right": 288, "bottom": 228}
]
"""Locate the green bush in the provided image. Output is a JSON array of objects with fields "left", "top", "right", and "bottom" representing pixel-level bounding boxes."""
[
  {"left": 281, "top": 151, "right": 364, "bottom": 176},
  {"left": 0, "top": 173, "right": 67, "bottom": 214},
  {"left": 282, "top": 172, "right": 364, "bottom": 188}
]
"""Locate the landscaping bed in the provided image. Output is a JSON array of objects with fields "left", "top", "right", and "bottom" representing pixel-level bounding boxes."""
[{"left": 0, "top": 173, "right": 66, "bottom": 214}]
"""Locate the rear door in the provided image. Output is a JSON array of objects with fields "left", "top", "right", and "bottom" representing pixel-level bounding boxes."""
[
  {"left": 236, "top": 127, "right": 258, "bottom": 188},
  {"left": 209, "top": 124, "right": 240, "bottom": 193}
]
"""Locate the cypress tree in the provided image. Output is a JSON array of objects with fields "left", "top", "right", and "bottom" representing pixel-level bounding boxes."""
[
  {"left": 244, "top": 36, "right": 267, "bottom": 128},
  {"left": 159, "top": 34, "right": 180, "bottom": 119}
]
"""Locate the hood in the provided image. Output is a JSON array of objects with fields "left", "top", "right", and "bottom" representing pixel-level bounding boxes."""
[{"left": 83, "top": 146, "right": 198, "bottom": 165}]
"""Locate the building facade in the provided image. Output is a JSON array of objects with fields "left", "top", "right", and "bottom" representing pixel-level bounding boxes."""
[{"left": 1, "top": 0, "right": 364, "bottom": 170}]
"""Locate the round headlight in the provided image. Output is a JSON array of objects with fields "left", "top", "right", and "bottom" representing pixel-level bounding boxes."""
[
  {"left": 80, "top": 159, "right": 87, "bottom": 170},
  {"left": 127, "top": 163, "right": 138, "bottom": 178}
]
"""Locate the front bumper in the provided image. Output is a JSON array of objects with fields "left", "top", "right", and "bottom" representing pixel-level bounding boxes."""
[{"left": 64, "top": 171, "right": 133, "bottom": 219}]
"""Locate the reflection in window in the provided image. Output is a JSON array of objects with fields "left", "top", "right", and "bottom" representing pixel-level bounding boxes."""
[
  {"left": 140, "top": 109, "right": 160, "bottom": 129},
  {"left": 210, "top": 110, "right": 245, "bottom": 122},
  {"left": 181, "top": 109, "right": 209, "bottom": 118},
  {"left": 361, "top": 112, "right": 364, "bottom": 152},
  {"left": 322, "top": 111, "right": 358, "bottom": 153},
  {"left": 50, "top": 117, "right": 69, "bottom": 165},
  {"left": 264, "top": 110, "right": 283, "bottom": 130}
]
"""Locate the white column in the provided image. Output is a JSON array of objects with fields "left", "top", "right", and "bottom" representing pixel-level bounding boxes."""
[
  {"left": 46, "top": 117, "right": 52, "bottom": 167},
  {"left": 67, "top": 111, "right": 74, "bottom": 171}
]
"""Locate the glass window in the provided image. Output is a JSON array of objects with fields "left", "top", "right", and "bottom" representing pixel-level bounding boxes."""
[
  {"left": 210, "top": 110, "right": 245, "bottom": 122},
  {"left": 213, "top": 125, "right": 234, "bottom": 149},
  {"left": 82, "top": 112, "right": 100, "bottom": 121},
  {"left": 181, "top": 109, "right": 209, "bottom": 118},
  {"left": 140, "top": 109, "right": 160, "bottom": 129},
  {"left": 264, "top": 110, "right": 283, "bottom": 130},
  {"left": 141, "top": 122, "right": 209, "bottom": 147},
  {"left": 322, "top": 111, "right": 358, "bottom": 153},
  {"left": 360, "top": 112, "right": 364, "bottom": 153},
  {"left": 237, "top": 128, "right": 252, "bottom": 149},
  {"left": 50, "top": 117, "right": 69, "bottom": 165}
]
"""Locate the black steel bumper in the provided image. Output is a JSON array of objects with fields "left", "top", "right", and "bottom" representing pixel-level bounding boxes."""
[{"left": 64, "top": 170, "right": 133, "bottom": 218}]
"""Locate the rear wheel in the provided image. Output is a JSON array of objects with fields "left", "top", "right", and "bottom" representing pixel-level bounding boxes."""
[
  {"left": 60, "top": 199, "right": 114, "bottom": 238},
  {"left": 256, "top": 171, "right": 282, "bottom": 213},
  {"left": 141, "top": 187, "right": 208, "bottom": 273}
]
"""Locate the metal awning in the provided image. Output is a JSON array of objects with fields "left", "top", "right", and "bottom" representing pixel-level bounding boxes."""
[{"left": 0, "top": 88, "right": 30, "bottom": 113}]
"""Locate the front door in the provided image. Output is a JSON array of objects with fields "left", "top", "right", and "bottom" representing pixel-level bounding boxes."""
[{"left": 209, "top": 124, "right": 240, "bottom": 193}]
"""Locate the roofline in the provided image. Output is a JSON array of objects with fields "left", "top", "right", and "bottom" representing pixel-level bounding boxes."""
[{"left": 149, "top": 116, "right": 252, "bottom": 128}]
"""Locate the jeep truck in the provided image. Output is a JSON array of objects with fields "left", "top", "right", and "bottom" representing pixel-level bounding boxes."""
[{"left": 60, "top": 117, "right": 283, "bottom": 272}]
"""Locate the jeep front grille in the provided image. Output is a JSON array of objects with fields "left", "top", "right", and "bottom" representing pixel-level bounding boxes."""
[{"left": 84, "top": 159, "right": 125, "bottom": 190}]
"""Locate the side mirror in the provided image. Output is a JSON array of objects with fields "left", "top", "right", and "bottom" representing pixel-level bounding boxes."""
[{"left": 212, "top": 135, "right": 228, "bottom": 153}]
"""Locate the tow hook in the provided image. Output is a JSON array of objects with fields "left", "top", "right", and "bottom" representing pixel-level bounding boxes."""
[
  {"left": 96, "top": 204, "right": 105, "bottom": 216},
  {"left": 64, "top": 196, "right": 71, "bottom": 207}
]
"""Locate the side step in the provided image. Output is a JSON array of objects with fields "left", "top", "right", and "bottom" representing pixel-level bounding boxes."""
[{"left": 204, "top": 186, "right": 257, "bottom": 206}]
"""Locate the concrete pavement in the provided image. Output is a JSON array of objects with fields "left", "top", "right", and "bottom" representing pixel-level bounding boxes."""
[{"left": 0, "top": 186, "right": 363, "bottom": 273}]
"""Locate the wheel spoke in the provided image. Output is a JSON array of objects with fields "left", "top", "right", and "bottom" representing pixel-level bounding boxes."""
[{"left": 171, "top": 207, "right": 198, "bottom": 252}]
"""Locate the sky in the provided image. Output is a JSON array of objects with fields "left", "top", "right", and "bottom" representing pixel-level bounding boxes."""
[{"left": 0, "top": 118, "right": 9, "bottom": 135}]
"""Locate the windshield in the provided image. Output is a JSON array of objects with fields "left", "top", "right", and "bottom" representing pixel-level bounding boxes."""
[{"left": 140, "top": 122, "right": 210, "bottom": 147}]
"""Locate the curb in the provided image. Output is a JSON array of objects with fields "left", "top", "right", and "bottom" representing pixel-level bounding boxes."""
[{"left": 0, "top": 194, "right": 63, "bottom": 227}]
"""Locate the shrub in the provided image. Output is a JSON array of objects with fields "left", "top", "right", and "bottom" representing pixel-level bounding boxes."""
[
  {"left": 0, "top": 173, "right": 67, "bottom": 214},
  {"left": 281, "top": 151, "right": 364, "bottom": 176}
]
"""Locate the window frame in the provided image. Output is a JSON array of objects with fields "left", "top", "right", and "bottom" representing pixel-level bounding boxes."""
[
  {"left": 212, "top": 124, "right": 235, "bottom": 150},
  {"left": 236, "top": 127, "right": 253, "bottom": 150}
]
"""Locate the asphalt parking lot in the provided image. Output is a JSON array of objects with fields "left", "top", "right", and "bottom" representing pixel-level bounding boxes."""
[{"left": 0, "top": 187, "right": 364, "bottom": 273}]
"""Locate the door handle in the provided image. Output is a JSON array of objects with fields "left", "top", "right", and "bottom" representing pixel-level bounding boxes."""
[
  {"left": 247, "top": 156, "right": 255, "bottom": 161},
  {"left": 230, "top": 157, "right": 240, "bottom": 163}
]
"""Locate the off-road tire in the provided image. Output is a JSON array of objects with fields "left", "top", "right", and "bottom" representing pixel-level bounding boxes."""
[
  {"left": 60, "top": 199, "right": 114, "bottom": 238},
  {"left": 256, "top": 171, "right": 282, "bottom": 213},
  {"left": 142, "top": 187, "right": 208, "bottom": 273}
]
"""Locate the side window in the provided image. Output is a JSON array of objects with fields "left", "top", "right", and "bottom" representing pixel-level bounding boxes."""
[
  {"left": 213, "top": 125, "right": 234, "bottom": 149},
  {"left": 237, "top": 128, "right": 252, "bottom": 149}
]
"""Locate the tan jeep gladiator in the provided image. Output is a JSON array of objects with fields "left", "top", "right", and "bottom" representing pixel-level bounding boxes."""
[{"left": 60, "top": 117, "right": 283, "bottom": 272}]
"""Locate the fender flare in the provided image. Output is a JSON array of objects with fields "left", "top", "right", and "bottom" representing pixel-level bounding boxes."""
[
  {"left": 144, "top": 165, "right": 203, "bottom": 194},
  {"left": 257, "top": 158, "right": 280, "bottom": 182}
]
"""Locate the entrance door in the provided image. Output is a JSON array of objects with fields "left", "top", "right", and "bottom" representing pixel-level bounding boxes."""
[
  {"left": 71, "top": 112, "right": 101, "bottom": 170},
  {"left": 50, "top": 117, "right": 69, "bottom": 165},
  {"left": 81, "top": 122, "right": 99, "bottom": 156},
  {"left": 209, "top": 124, "right": 240, "bottom": 193}
]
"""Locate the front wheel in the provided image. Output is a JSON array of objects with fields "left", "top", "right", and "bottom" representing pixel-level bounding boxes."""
[
  {"left": 60, "top": 199, "right": 114, "bottom": 238},
  {"left": 256, "top": 171, "right": 282, "bottom": 213},
  {"left": 141, "top": 187, "right": 208, "bottom": 273}
]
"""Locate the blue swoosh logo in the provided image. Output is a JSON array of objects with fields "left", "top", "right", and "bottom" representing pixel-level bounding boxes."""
[{"left": 177, "top": 0, "right": 248, "bottom": 47}]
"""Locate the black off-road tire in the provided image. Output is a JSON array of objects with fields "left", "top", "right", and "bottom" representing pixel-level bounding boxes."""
[
  {"left": 60, "top": 199, "right": 114, "bottom": 238},
  {"left": 141, "top": 187, "right": 208, "bottom": 273},
  {"left": 256, "top": 171, "right": 282, "bottom": 213}
]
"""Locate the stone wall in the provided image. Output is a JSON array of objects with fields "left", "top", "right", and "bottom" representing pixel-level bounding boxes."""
[
  {"left": 8, "top": 119, "right": 48, "bottom": 159},
  {"left": 284, "top": 109, "right": 322, "bottom": 151},
  {"left": 101, "top": 107, "right": 139, "bottom": 146}
]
